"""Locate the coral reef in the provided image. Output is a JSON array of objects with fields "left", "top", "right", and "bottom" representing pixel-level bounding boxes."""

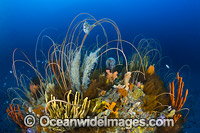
[{"left": 7, "top": 14, "right": 189, "bottom": 133}]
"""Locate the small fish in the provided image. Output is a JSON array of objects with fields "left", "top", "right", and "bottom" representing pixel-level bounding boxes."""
[
  {"left": 9, "top": 71, "right": 12, "bottom": 74},
  {"left": 166, "top": 64, "right": 170, "bottom": 69}
]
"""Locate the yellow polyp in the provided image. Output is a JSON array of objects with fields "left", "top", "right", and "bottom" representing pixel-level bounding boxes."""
[
  {"left": 102, "top": 101, "right": 107, "bottom": 105},
  {"left": 45, "top": 92, "right": 48, "bottom": 103},
  {"left": 81, "top": 100, "right": 91, "bottom": 118},
  {"left": 166, "top": 109, "right": 176, "bottom": 118},
  {"left": 43, "top": 127, "right": 49, "bottom": 132},
  {"left": 106, "top": 79, "right": 109, "bottom": 84},
  {"left": 53, "top": 97, "right": 56, "bottom": 109},
  {"left": 140, "top": 85, "right": 144, "bottom": 90}
]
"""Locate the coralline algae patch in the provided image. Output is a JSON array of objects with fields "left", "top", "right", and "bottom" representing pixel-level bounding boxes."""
[{"left": 6, "top": 14, "right": 189, "bottom": 133}]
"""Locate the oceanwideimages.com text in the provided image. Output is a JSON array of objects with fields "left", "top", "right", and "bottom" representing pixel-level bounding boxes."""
[{"left": 24, "top": 115, "right": 174, "bottom": 129}]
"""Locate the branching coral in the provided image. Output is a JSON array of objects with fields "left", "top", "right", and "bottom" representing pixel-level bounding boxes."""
[
  {"left": 8, "top": 14, "right": 189, "bottom": 133},
  {"left": 169, "top": 72, "right": 188, "bottom": 111},
  {"left": 6, "top": 104, "right": 27, "bottom": 129},
  {"left": 106, "top": 70, "right": 118, "bottom": 83},
  {"left": 169, "top": 72, "right": 188, "bottom": 123},
  {"left": 105, "top": 102, "right": 119, "bottom": 117}
]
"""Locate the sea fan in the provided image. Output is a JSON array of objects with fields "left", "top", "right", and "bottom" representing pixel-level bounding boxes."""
[
  {"left": 71, "top": 49, "right": 81, "bottom": 92},
  {"left": 82, "top": 48, "right": 100, "bottom": 90}
]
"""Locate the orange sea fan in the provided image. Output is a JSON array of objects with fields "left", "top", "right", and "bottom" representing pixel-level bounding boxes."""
[{"left": 6, "top": 104, "right": 27, "bottom": 129}]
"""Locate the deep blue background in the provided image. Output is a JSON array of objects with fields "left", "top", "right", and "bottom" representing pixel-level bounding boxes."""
[{"left": 0, "top": 0, "right": 200, "bottom": 132}]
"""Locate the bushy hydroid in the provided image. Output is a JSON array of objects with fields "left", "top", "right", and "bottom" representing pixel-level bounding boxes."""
[
  {"left": 71, "top": 49, "right": 81, "bottom": 92},
  {"left": 82, "top": 48, "right": 100, "bottom": 89}
]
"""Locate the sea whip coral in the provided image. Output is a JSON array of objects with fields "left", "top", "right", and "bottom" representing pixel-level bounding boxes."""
[{"left": 6, "top": 104, "right": 27, "bottom": 129}]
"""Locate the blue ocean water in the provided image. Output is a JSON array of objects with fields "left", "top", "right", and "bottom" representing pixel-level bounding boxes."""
[{"left": 0, "top": 0, "right": 200, "bottom": 132}]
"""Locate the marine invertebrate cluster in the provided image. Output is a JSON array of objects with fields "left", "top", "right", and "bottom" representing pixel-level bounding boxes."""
[
  {"left": 7, "top": 14, "right": 190, "bottom": 133},
  {"left": 46, "top": 90, "right": 91, "bottom": 119},
  {"left": 169, "top": 72, "right": 188, "bottom": 123},
  {"left": 169, "top": 72, "right": 188, "bottom": 111},
  {"left": 71, "top": 49, "right": 81, "bottom": 92},
  {"left": 106, "top": 70, "right": 118, "bottom": 83},
  {"left": 82, "top": 48, "right": 100, "bottom": 89},
  {"left": 6, "top": 104, "right": 27, "bottom": 129}
]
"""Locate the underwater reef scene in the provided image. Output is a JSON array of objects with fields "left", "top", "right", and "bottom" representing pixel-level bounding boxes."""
[{"left": 6, "top": 13, "right": 190, "bottom": 133}]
